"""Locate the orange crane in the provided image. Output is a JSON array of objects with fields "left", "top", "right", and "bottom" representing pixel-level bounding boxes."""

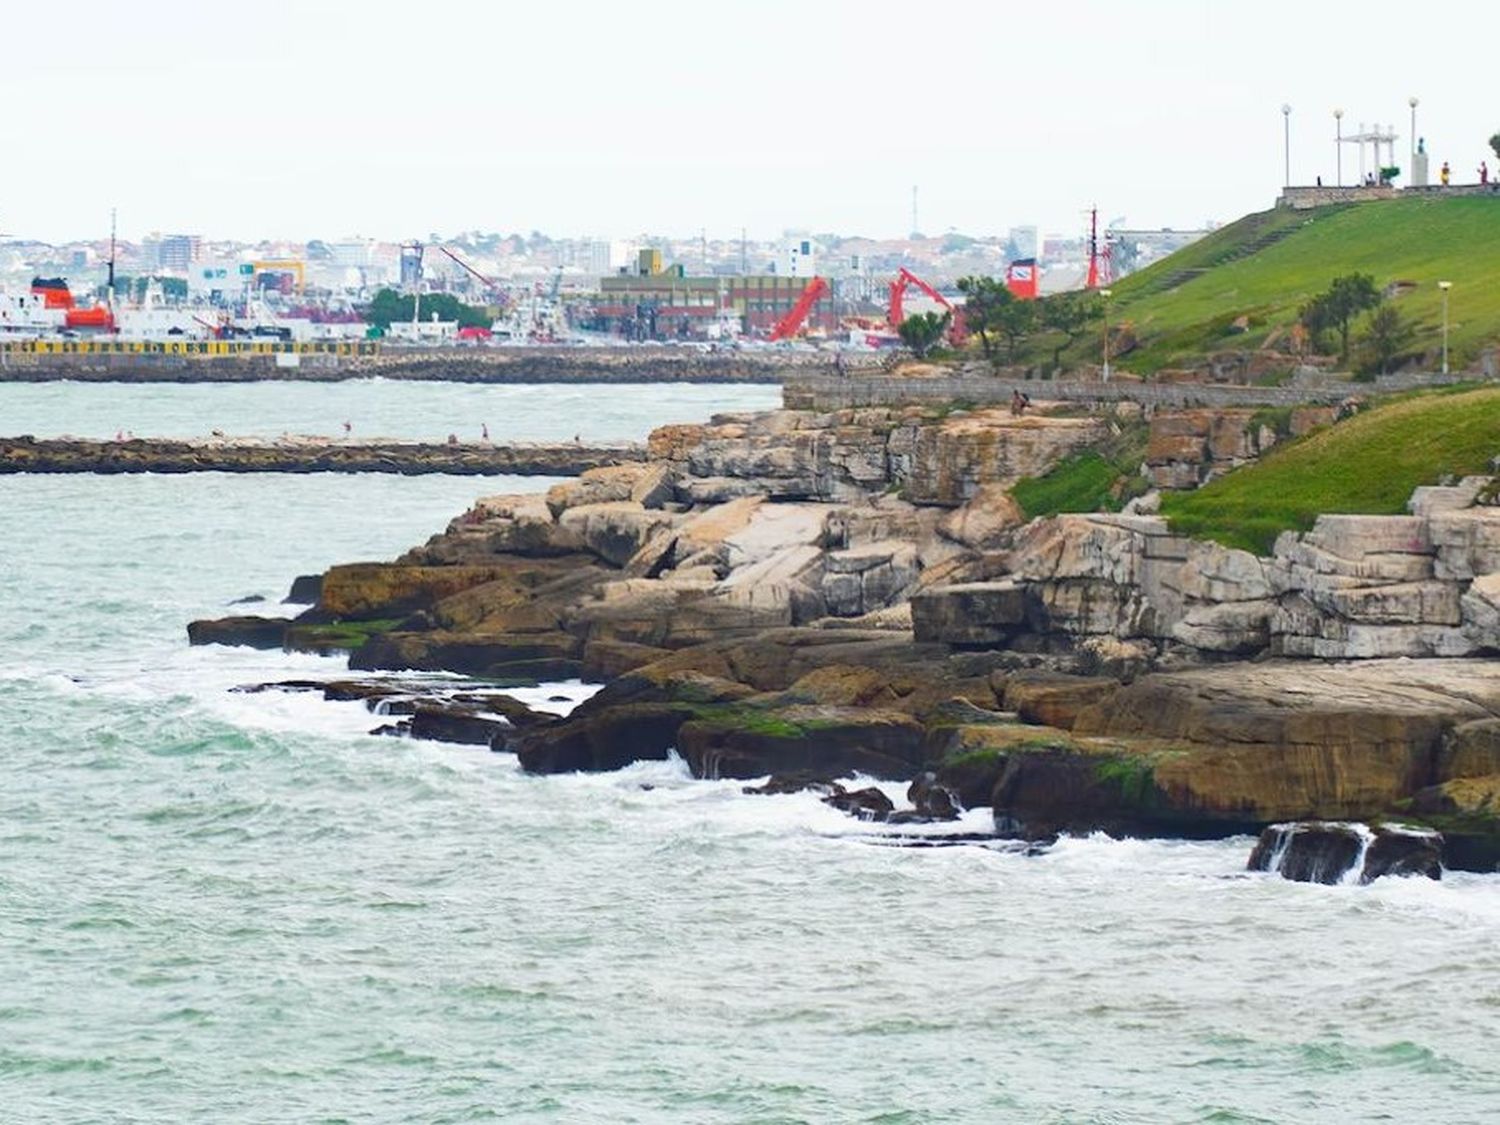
[
  {"left": 888, "top": 267, "right": 966, "bottom": 342},
  {"left": 769, "top": 276, "right": 829, "bottom": 341}
]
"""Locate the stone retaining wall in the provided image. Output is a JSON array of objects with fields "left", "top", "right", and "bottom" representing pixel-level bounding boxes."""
[
  {"left": 1277, "top": 184, "right": 1500, "bottom": 210},
  {"left": 784, "top": 370, "right": 1482, "bottom": 411}
]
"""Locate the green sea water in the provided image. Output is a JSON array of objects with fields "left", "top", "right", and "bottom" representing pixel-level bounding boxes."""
[{"left": 2, "top": 386, "right": 1499, "bottom": 1123}]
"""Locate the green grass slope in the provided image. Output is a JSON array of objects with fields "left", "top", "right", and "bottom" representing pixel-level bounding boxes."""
[
  {"left": 1160, "top": 386, "right": 1500, "bottom": 554},
  {"left": 1100, "top": 195, "right": 1500, "bottom": 373}
]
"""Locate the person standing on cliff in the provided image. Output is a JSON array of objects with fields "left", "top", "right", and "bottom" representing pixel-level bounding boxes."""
[
  {"left": 1480, "top": 162, "right": 1490, "bottom": 185},
  {"left": 1441, "top": 161, "right": 1451, "bottom": 186}
]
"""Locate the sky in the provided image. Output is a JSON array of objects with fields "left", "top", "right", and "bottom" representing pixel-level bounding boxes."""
[{"left": 3, "top": 0, "right": 1496, "bottom": 245}]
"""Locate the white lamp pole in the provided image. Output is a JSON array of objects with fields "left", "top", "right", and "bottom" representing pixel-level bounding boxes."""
[
  {"left": 1334, "top": 109, "right": 1344, "bottom": 186},
  {"left": 1409, "top": 96, "right": 1419, "bottom": 171},
  {"left": 1100, "top": 287, "right": 1113, "bottom": 381},
  {"left": 1438, "top": 280, "right": 1452, "bottom": 374},
  {"left": 1282, "top": 104, "right": 1292, "bottom": 187}
]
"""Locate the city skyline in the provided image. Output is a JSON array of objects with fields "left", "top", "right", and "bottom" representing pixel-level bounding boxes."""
[{"left": 4, "top": 0, "right": 1497, "bottom": 243}]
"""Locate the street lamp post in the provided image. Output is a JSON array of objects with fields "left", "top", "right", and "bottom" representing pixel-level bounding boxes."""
[
  {"left": 1334, "top": 109, "right": 1344, "bottom": 186},
  {"left": 1438, "top": 280, "right": 1452, "bottom": 375},
  {"left": 1099, "top": 288, "right": 1113, "bottom": 382},
  {"left": 1409, "top": 96, "right": 1419, "bottom": 171},
  {"left": 1282, "top": 104, "right": 1292, "bottom": 187}
]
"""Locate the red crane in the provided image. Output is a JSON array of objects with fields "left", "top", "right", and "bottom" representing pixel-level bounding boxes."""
[
  {"left": 437, "top": 245, "right": 511, "bottom": 307},
  {"left": 769, "top": 276, "right": 829, "bottom": 341},
  {"left": 888, "top": 267, "right": 965, "bottom": 341}
]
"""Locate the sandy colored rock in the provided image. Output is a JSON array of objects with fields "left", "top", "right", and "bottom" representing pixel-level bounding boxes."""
[{"left": 937, "top": 483, "right": 1025, "bottom": 550}]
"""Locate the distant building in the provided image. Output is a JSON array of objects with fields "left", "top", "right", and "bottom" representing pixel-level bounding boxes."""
[
  {"left": 189, "top": 260, "right": 250, "bottom": 303},
  {"left": 329, "top": 240, "right": 376, "bottom": 269},
  {"left": 1008, "top": 225, "right": 1039, "bottom": 260},
  {"left": 780, "top": 238, "right": 816, "bottom": 277},
  {"left": 385, "top": 316, "right": 458, "bottom": 343},
  {"left": 157, "top": 235, "right": 202, "bottom": 273},
  {"left": 591, "top": 272, "right": 835, "bottom": 339}
]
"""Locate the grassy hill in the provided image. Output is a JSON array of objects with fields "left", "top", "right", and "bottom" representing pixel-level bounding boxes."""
[
  {"left": 1088, "top": 195, "right": 1500, "bottom": 374},
  {"left": 1159, "top": 386, "right": 1500, "bottom": 554}
]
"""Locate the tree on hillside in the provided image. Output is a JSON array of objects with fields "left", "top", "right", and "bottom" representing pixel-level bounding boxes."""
[
  {"left": 1490, "top": 132, "right": 1500, "bottom": 162},
  {"left": 1039, "top": 291, "right": 1102, "bottom": 370},
  {"left": 993, "top": 293, "right": 1038, "bottom": 364},
  {"left": 956, "top": 275, "right": 1008, "bottom": 359},
  {"left": 898, "top": 310, "right": 951, "bottom": 358},
  {"left": 959, "top": 276, "right": 1040, "bottom": 364},
  {"left": 1361, "top": 304, "right": 1419, "bottom": 377},
  {"left": 1300, "top": 274, "right": 1380, "bottom": 363}
]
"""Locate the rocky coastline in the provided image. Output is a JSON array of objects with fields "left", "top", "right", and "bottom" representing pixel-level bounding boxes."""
[{"left": 191, "top": 393, "right": 1500, "bottom": 878}]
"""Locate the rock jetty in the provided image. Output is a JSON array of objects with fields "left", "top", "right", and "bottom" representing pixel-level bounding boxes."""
[
  {"left": 0, "top": 436, "right": 641, "bottom": 476},
  {"left": 189, "top": 395, "right": 1500, "bottom": 871}
]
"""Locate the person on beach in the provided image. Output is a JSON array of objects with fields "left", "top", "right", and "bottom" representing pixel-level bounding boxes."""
[
  {"left": 343, "top": 420, "right": 351, "bottom": 436},
  {"left": 481, "top": 423, "right": 489, "bottom": 441}
]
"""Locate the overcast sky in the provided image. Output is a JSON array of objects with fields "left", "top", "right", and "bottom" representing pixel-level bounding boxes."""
[{"left": 4, "top": 0, "right": 1494, "bottom": 244}]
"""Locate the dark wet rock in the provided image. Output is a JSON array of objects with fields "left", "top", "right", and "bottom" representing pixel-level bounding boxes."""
[
  {"left": 350, "top": 630, "right": 583, "bottom": 685},
  {"left": 742, "top": 772, "right": 846, "bottom": 797},
  {"left": 1247, "top": 823, "right": 1365, "bottom": 884},
  {"left": 511, "top": 702, "right": 702, "bottom": 773},
  {"left": 930, "top": 747, "right": 1008, "bottom": 812},
  {"left": 906, "top": 771, "right": 962, "bottom": 820},
  {"left": 678, "top": 706, "right": 926, "bottom": 782},
  {"left": 240, "top": 678, "right": 552, "bottom": 747},
  {"left": 1362, "top": 826, "right": 1443, "bottom": 882},
  {"left": 284, "top": 573, "right": 324, "bottom": 604},
  {"left": 822, "top": 786, "right": 895, "bottom": 822},
  {"left": 407, "top": 704, "right": 513, "bottom": 746},
  {"left": 187, "top": 615, "right": 287, "bottom": 649},
  {"left": 230, "top": 593, "right": 266, "bottom": 605},
  {"left": 1246, "top": 822, "right": 1440, "bottom": 884},
  {"left": 991, "top": 747, "right": 1264, "bottom": 840}
]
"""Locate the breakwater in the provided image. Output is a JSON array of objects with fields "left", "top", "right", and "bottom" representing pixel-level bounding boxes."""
[
  {"left": 0, "top": 344, "right": 876, "bottom": 385},
  {"left": 0, "top": 435, "right": 640, "bottom": 476}
]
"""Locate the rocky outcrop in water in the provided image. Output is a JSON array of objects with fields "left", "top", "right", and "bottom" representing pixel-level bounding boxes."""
[{"left": 1247, "top": 822, "right": 1442, "bottom": 884}]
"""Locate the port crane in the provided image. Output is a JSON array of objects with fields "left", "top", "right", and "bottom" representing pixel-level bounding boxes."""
[
  {"left": 887, "top": 267, "right": 965, "bottom": 342},
  {"left": 769, "top": 276, "right": 830, "bottom": 341},
  {"left": 437, "top": 245, "right": 510, "bottom": 306}
]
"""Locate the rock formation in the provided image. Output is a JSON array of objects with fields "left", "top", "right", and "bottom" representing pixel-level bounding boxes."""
[{"left": 184, "top": 396, "right": 1500, "bottom": 871}]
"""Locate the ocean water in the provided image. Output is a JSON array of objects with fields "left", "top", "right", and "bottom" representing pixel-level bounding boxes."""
[
  {"left": 0, "top": 379, "right": 781, "bottom": 444},
  {"left": 3, "top": 391, "right": 1500, "bottom": 1123}
]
